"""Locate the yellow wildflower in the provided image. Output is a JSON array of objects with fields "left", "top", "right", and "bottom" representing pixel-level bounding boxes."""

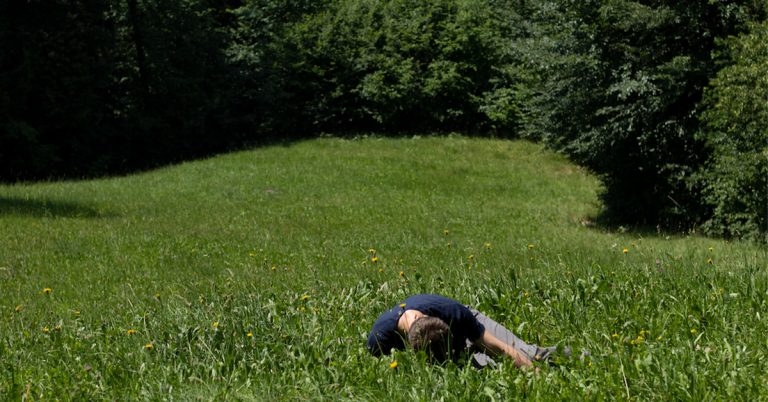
[
  {"left": 468, "top": 254, "right": 474, "bottom": 260},
  {"left": 611, "top": 332, "right": 619, "bottom": 340},
  {"left": 368, "top": 248, "right": 376, "bottom": 254},
  {"left": 14, "top": 305, "right": 22, "bottom": 313},
  {"left": 42, "top": 288, "right": 52, "bottom": 295},
  {"left": 212, "top": 321, "right": 219, "bottom": 328},
  {"left": 443, "top": 229, "right": 449, "bottom": 236},
  {"left": 622, "top": 248, "right": 629, "bottom": 254},
  {"left": 527, "top": 244, "right": 535, "bottom": 250},
  {"left": 54, "top": 325, "right": 62, "bottom": 332},
  {"left": 144, "top": 343, "right": 154, "bottom": 351},
  {"left": 707, "top": 258, "right": 713, "bottom": 265},
  {"left": 690, "top": 328, "right": 697, "bottom": 334},
  {"left": 389, "top": 360, "right": 398, "bottom": 369},
  {"left": 246, "top": 332, "right": 253, "bottom": 337},
  {"left": 399, "top": 271, "right": 405, "bottom": 277},
  {"left": 371, "top": 256, "right": 379, "bottom": 263},
  {"left": 378, "top": 268, "right": 383, "bottom": 273},
  {"left": 708, "top": 247, "right": 714, "bottom": 252},
  {"left": 127, "top": 329, "right": 137, "bottom": 335},
  {"left": 42, "top": 326, "right": 50, "bottom": 334},
  {"left": 301, "top": 294, "right": 310, "bottom": 301},
  {"left": 271, "top": 266, "right": 277, "bottom": 271}
]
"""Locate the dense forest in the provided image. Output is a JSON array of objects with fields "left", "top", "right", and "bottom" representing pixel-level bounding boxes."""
[{"left": 1, "top": 0, "right": 766, "bottom": 240}]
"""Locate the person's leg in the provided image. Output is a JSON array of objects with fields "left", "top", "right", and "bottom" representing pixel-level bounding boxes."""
[{"left": 469, "top": 307, "right": 559, "bottom": 362}]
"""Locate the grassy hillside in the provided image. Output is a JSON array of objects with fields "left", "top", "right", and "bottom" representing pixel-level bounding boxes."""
[{"left": 1, "top": 136, "right": 765, "bottom": 400}]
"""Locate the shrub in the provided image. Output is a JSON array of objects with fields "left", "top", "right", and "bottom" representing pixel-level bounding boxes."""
[
  {"left": 258, "top": 0, "right": 530, "bottom": 134},
  {"left": 698, "top": 21, "right": 768, "bottom": 241},
  {"left": 525, "top": 0, "right": 764, "bottom": 230}
]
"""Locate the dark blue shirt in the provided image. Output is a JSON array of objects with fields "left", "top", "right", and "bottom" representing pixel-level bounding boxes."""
[{"left": 366, "top": 294, "right": 485, "bottom": 357}]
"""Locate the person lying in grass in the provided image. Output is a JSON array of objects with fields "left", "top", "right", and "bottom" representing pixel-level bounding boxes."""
[{"left": 367, "top": 293, "right": 569, "bottom": 369}]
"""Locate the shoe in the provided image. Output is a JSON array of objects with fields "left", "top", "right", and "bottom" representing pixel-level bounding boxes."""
[{"left": 533, "top": 346, "right": 589, "bottom": 365}]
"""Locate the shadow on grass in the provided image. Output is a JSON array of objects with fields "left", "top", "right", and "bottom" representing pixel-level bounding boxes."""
[
  {"left": 580, "top": 212, "right": 701, "bottom": 240},
  {"left": 0, "top": 196, "right": 113, "bottom": 218}
]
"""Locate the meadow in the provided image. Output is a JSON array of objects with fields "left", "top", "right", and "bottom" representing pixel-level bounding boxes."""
[{"left": 1, "top": 136, "right": 766, "bottom": 400}]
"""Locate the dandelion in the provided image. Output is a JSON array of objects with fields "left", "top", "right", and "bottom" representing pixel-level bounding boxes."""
[
  {"left": 611, "top": 332, "right": 619, "bottom": 340},
  {"left": 42, "top": 326, "right": 50, "bottom": 334},
  {"left": 523, "top": 291, "right": 529, "bottom": 298},
  {"left": 485, "top": 242, "right": 492, "bottom": 249},
  {"left": 144, "top": 343, "right": 154, "bottom": 351},
  {"left": 468, "top": 254, "right": 474, "bottom": 261},
  {"left": 73, "top": 310, "right": 80, "bottom": 317},
  {"left": 656, "top": 336, "right": 662, "bottom": 341},
  {"left": 212, "top": 321, "right": 219, "bottom": 328},
  {"left": 301, "top": 294, "right": 310, "bottom": 301},
  {"left": 389, "top": 360, "right": 398, "bottom": 369},
  {"left": 371, "top": 256, "right": 379, "bottom": 263},
  {"left": 14, "top": 305, "right": 22, "bottom": 313},
  {"left": 443, "top": 229, "right": 449, "bottom": 236},
  {"left": 707, "top": 258, "right": 714, "bottom": 265},
  {"left": 54, "top": 325, "right": 62, "bottom": 332},
  {"left": 708, "top": 247, "right": 714, "bottom": 252},
  {"left": 527, "top": 244, "right": 535, "bottom": 250},
  {"left": 368, "top": 248, "right": 376, "bottom": 254},
  {"left": 377, "top": 268, "right": 383, "bottom": 273},
  {"left": 127, "top": 329, "right": 137, "bottom": 335},
  {"left": 246, "top": 332, "right": 253, "bottom": 337},
  {"left": 690, "top": 328, "right": 698, "bottom": 335},
  {"left": 271, "top": 266, "right": 277, "bottom": 271},
  {"left": 399, "top": 271, "right": 405, "bottom": 278},
  {"left": 622, "top": 248, "right": 629, "bottom": 254},
  {"left": 42, "top": 288, "right": 52, "bottom": 295},
  {"left": 154, "top": 293, "right": 161, "bottom": 300}
]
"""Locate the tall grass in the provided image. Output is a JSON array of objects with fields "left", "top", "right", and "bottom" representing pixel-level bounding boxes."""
[{"left": 1, "top": 136, "right": 766, "bottom": 400}]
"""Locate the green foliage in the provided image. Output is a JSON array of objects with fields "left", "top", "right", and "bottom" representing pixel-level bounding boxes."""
[
  {"left": 237, "top": 0, "right": 531, "bottom": 133},
  {"left": 1, "top": 137, "right": 765, "bottom": 399},
  {"left": 525, "top": 0, "right": 765, "bottom": 231},
  {"left": 698, "top": 21, "right": 768, "bottom": 241}
]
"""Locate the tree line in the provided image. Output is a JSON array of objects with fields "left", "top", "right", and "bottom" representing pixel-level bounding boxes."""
[{"left": 1, "top": 0, "right": 766, "bottom": 240}]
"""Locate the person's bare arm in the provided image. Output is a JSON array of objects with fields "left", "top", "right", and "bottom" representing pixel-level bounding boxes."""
[{"left": 473, "top": 330, "right": 533, "bottom": 369}]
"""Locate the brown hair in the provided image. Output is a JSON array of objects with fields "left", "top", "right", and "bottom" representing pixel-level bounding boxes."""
[{"left": 408, "top": 316, "right": 451, "bottom": 362}]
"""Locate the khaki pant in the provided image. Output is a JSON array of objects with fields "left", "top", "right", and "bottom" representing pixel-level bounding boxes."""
[{"left": 468, "top": 307, "right": 553, "bottom": 369}]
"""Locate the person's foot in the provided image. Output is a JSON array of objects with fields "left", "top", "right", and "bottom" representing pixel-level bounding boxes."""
[{"left": 533, "top": 346, "right": 589, "bottom": 364}]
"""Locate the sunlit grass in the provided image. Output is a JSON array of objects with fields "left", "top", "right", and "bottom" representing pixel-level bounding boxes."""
[{"left": 1, "top": 136, "right": 766, "bottom": 400}]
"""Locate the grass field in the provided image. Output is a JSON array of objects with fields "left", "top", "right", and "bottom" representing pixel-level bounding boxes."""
[{"left": 1, "top": 136, "right": 766, "bottom": 400}]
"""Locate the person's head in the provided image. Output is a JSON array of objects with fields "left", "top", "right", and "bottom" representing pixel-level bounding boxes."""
[{"left": 408, "top": 316, "right": 451, "bottom": 362}]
